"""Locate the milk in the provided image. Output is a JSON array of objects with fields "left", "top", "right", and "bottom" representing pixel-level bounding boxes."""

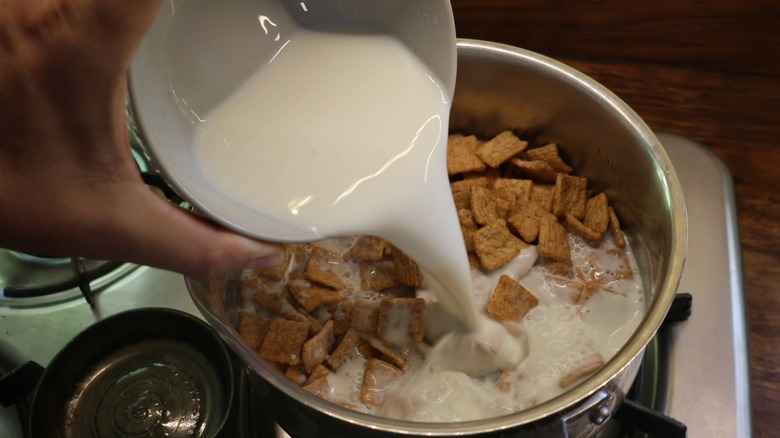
[{"left": 191, "top": 29, "right": 482, "bottom": 330}]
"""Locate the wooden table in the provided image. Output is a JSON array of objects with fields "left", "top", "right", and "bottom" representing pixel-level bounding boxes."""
[{"left": 450, "top": 1, "right": 779, "bottom": 436}]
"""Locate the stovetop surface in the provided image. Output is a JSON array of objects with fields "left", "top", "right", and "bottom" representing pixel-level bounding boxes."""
[{"left": 0, "top": 133, "right": 751, "bottom": 438}]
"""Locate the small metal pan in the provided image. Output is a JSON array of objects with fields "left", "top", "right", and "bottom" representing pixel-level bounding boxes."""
[{"left": 1, "top": 308, "right": 236, "bottom": 438}]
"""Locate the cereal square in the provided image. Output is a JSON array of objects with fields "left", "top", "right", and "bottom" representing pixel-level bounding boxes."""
[
  {"left": 473, "top": 219, "right": 528, "bottom": 270},
  {"left": 344, "top": 236, "right": 388, "bottom": 261},
  {"left": 351, "top": 299, "right": 381, "bottom": 334},
  {"left": 302, "top": 320, "right": 335, "bottom": 372},
  {"left": 284, "top": 364, "right": 308, "bottom": 386},
  {"left": 507, "top": 208, "right": 541, "bottom": 243},
  {"left": 359, "top": 259, "right": 400, "bottom": 291},
  {"left": 458, "top": 209, "right": 478, "bottom": 252},
  {"left": 476, "top": 130, "right": 528, "bottom": 167},
  {"left": 238, "top": 311, "right": 271, "bottom": 351},
  {"left": 510, "top": 159, "right": 557, "bottom": 183},
  {"left": 493, "top": 188, "right": 517, "bottom": 219},
  {"left": 470, "top": 185, "right": 499, "bottom": 226},
  {"left": 305, "top": 247, "right": 346, "bottom": 290},
  {"left": 493, "top": 178, "right": 532, "bottom": 214},
  {"left": 239, "top": 278, "right": 268, "bottom": 306},
  {"left": 327, "top": 328, "right": 372, "bottom": 370},
  {"left": 487, "top": 275, "right": 539, "bottom": 322},
  {"left": 259, "top": 318, "right": 310, "bottom": 365},
  {"left": 552, "top": 173, "right": 588, "bottom": 220},
  {"left": 390, "top": 247, "right": 423, "bottom": 287},
  {"left": 288, "top": 282, "right": 343, "bottom": 312},
  {"left": 302, "top": 376, "right": 330, "bottom": 398},
  {"left": 584, "top": 193, "right": 609, "bottom": 236},
  {"left": 359, "top": 358, "right": 404, "bottom": 407},
  {"left": 368, "top": 337, "right": 407, "bottom": 370},
  {"left": 529, "top": 184, "right": 555, "bottom": 212},
  {"left": 377, "top": 298, "right": 426, "bottom": 345},
  {"left": 305, "top": 364, "right": 331, "bottom": 386},
  {"left": 565, "top": 213, "right": 602, "bottom": 247},
  {"left": 524, "top": 143, "right": 573, "bottom": 174},
  {"left": 538, "top": 214, "right": 571, "bottom": 263},
  {"left": 447, "top": 134, "right": 486, "bottom": 175},
  {"left": 609, "top": 206, "right": 626, "bottom": 248}
]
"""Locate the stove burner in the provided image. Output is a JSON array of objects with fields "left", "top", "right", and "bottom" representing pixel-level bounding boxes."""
[{"left": 0, "top": 250, "right": 137, "bottom": 307}]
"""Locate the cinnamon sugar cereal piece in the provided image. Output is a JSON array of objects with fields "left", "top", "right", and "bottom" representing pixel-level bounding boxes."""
[
  {"left": 239, "top": 278, "right": 267, "bottom": 305},
  {"left": 305, "top": 364, "right": 331, "bottom": 386},
  {"left": 238, "top": 311, "right": 271, "bottom": 351},
  {"left": 302, "top": 376, "right": 330, "bottom": 398},
  {"left": 447, "top": 134, "right": 486, "bottom": 175},
  {"left": 493, "top": 188, "right": 517, "bottom": 219},
  {"left": 359, "top": 358, "right": 404, "bottom": 407},
  {"left": 305, "top": 247, "right": 346, "bottom": 290},
  {"left": 351, "top": 299, "right": 381, "bottom": 334},
  {"left": 476, "top": 130, "right": 528, "bottom": 167},
  {"left": 359, "top": 259, "right": 400, "bottom": 291},
  {"left": 471, "top": 185, "right": 499, "bottom": 226},
  {"left": 559, "top": 354, "right": 605, "bottom": 388},
  {"left": 390, "top": 247, "right": 423, "bottom": 287},
  {"left": 254, "top": 244, "right": 293, "bottom": 280},
  {"left": 450, "top": 177, "right": 489, "bottom": 193},
  {"left": 487, "top": 275, "right": 539, "bottom": 322},
  {"left": 345, "top": 236, "right": 388, "bottom": 261},
  {"left": 529, "top": 184, "right": 555, "bottom": 212},
  {"left": 473, "top": 219, "right": 528, "bottom": 270},
  {"left": 584, "top": 193, "right": 609, "bottom": 236},
  {"left": 544, "top": 259, "right": 573, "bottom": 276},
  {"left": 253, "top": 289, "right": 299, "bottom": 320},
  {"left": 458, "top": 209, "right": 478, "bottom": 252},
  {"left": 302, "top": 320, "right": 335, "bottom": 373},
  {"left": 507, "top": 208, "right": 541, "bottom": 243},
  {"left": 320, "top": 299, "right": 353, "bottom": 336},
  {"left": 327, "top": 328, "right": 372, "bottom": 370},
  {"left": 497, "top": 370, "right": 521, "bottom": 393},
  {"left": 368, "top": 337, "right": 407, "bottom": 370},
  {"left": 377, "top": 297, "right": 426, "bottom": 345},
  {"left": 524, "top": 143, "right": 573, "bottom": 174},
  {"left": 288, "top": 282, "right": 343, "bottom": 312},
  {"left": 494, "top": 178, "right": 533, "bottom": 215},
  {"left": 564, "top": 213, "right": 602, "bottom": 247},
  {"left": 608, "top": 206, "right": 626, "bottom": 248},
  {"left": 510, "top": 159, "right": 557, "bottom": 183},
  {"left": 452, "top": 187, "right": 472, "bottom": 211},
  {"left": 552, "top": 173, "right": 588, "bottom": 220},
  {"left": 465, "top": 167, "right": 501, "bottom": 188},
  {"left": 468, "top": 252, "right": 481, "bottom": 268},
  {"left": 259, "top": 318, "right": 309, "bottom": 365},
  {"left": 538, "top": 214, "right": 571, "bottom": 263},
  {"left": 284, "top": 364, "right": 308, "bottom": 386}
]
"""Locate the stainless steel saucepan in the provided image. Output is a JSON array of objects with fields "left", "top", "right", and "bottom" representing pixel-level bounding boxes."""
[{"left": 186, "top": 40, "right": 687, "bottom": 437}]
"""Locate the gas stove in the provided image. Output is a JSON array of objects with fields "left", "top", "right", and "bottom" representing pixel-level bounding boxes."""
[{"left": 0, "top": 133, "right": 751, "bottom": 437}]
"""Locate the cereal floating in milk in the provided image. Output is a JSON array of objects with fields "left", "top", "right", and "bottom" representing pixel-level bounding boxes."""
[{"left": 236, "top": 131, "right": 646, "bottom": 421}]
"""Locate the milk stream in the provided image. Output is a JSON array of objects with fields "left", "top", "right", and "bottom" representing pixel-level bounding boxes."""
[{"left": 190, "top": 30, "right": 482, "bottom": 331}]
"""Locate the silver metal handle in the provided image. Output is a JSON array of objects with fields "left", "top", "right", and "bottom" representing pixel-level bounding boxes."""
[{"left": 561, "top": 389, "right": 615, "bottom": 438}]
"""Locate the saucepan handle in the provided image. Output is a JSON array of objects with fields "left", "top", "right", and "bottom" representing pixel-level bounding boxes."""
[{"left": 0, "top": 361, "right": 44, "bottom": 407}]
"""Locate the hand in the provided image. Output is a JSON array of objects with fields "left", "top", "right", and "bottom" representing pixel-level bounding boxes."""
[{"left": 0, "top": 0, "right": 283, "bottom": 277}]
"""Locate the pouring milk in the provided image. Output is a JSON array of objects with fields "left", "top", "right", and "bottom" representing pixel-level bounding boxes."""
[{"left": 188, "top": 29, "right": 526, "bottom": 373}]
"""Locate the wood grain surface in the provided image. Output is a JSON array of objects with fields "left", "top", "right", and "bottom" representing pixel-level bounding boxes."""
[{"left": 450, "top": 1, "right": 779, "bottom": 436}]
